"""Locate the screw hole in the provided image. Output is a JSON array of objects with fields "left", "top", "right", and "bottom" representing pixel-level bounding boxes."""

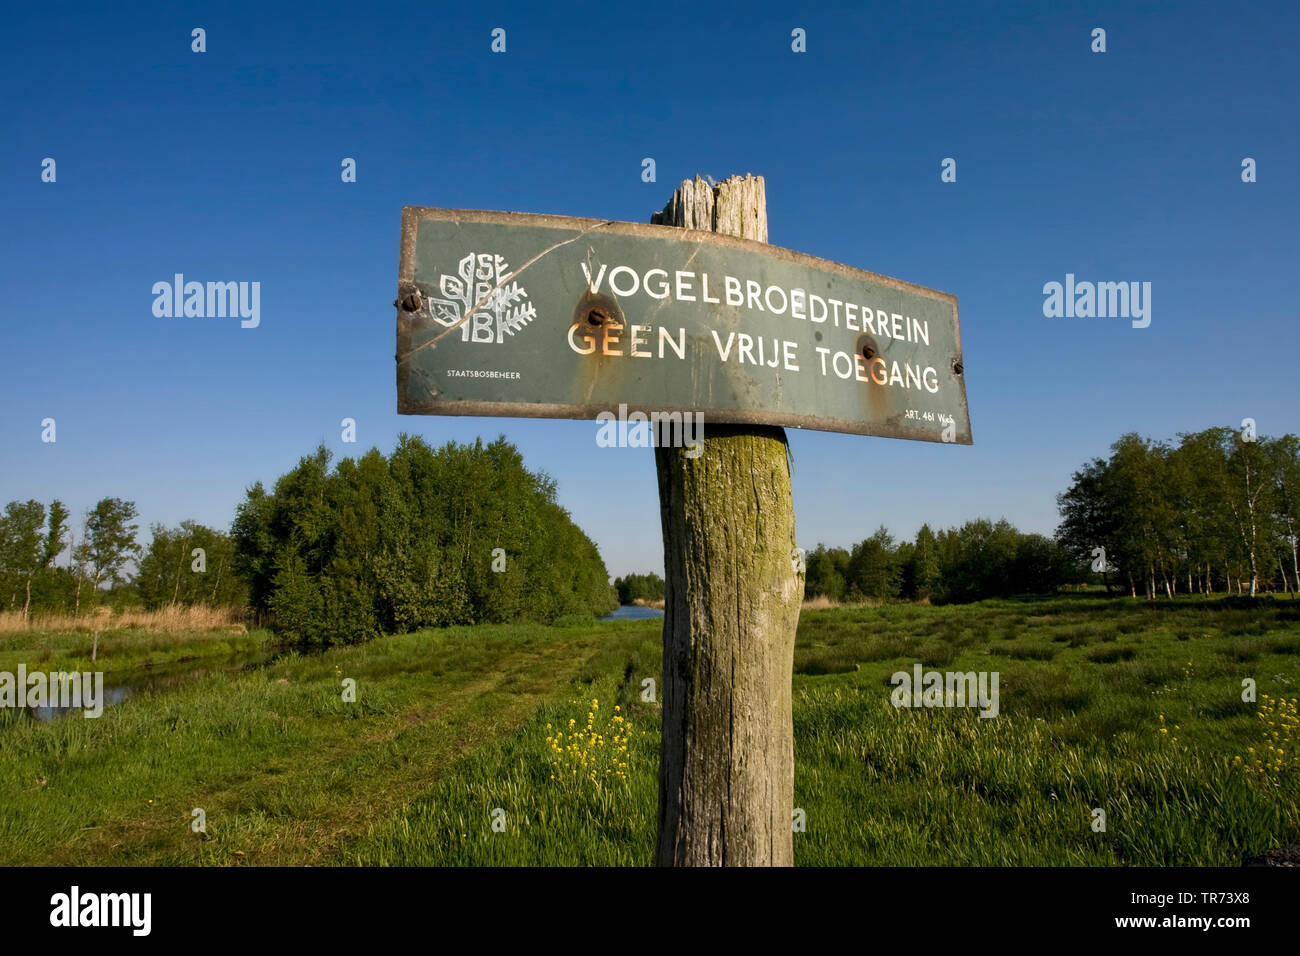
[{"left": 587, "top": 308, "right": 609, "bottom": 326}]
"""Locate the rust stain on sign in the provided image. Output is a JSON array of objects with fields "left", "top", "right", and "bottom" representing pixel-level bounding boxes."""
[{"left": 396, "top": 207, "right": 971, "bottom": 444}]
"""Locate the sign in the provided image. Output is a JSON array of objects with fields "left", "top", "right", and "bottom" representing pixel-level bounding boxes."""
[{"left": 396, "top": 207, "right": 971, "bottom": 443}]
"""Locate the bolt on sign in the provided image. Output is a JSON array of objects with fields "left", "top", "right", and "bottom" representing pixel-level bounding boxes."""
[{"left": 396, "top": 207, "right": 971, "bottom": 443}]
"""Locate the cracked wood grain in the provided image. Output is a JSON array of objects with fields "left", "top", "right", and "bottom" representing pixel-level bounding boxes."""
[{"left": 653, "top": 174, "right": 802, "bottom": 867}]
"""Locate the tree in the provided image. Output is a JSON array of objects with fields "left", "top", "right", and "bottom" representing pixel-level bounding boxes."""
[
  {"left": 30, "top": 500, "right": 74, "bottom": 614},
  {"left": 0, "top": 499, "right": 46, "bottom": 619},
  {"left": 1172, "top": 429, "right": 1226, "bottom": 593},
  {"left": 614, "top": 572, "right": 666, "bottom": 604},
  {"left": 934, "top": 518, "right": 1025, "bottom": 601},
  {"left": 847, "top": 525, "right": 901, "bottom": 600},
  {"left": 1011, "top": 533, "right": 1071, "bottom": 594},
  {"left": 232, "top": 436, "right": 617, "bottom": 643},
  {"left": 804, "top": 545, "right": 849, "bottom": 601},
  {"left": 1225, "top": 433, "right": 1274, "bottom": 596},
  {"left": 1105, "top": 434, "right": 1179, "bottom": 599},
  {"left": 73, "top": 498, "right": 141, "bottom": 613},
  {"left": 42, "top": 500, "right": 68, "bottom": 570},
  {"left": 909, "top": 524, "right": 941, "bottom": 600},
  {"left": 1056, "top": 426, "right": 1300, "bottom": 598},
  {"left": 1268, "top": 435, "right": 1300, "bottom": 594},
  {"left": 1179, "top": 427, "right": 1274, "bottom": 596},
  {"left": 230, "top": 482, "right": 278, "bottom": 610},
  {"left": 1056, "top": 458, "right": 1119, "bottom": 591},
  {"left": 136, "top": 520, "right": 246, "bottom": 609}
]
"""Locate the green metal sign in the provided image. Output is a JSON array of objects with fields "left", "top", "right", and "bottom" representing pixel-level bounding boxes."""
[{"left": 396, "top": 208, "right": 971, "bottom": 443}]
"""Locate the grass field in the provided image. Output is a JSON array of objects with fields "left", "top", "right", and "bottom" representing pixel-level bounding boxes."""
[{"left": 1, "top": 594, "right": 1297, "bottom": 866}]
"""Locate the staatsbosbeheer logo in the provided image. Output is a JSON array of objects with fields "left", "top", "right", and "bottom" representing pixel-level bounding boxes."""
[{"left": 427, "top": 251, "right": 537, "bottom": 344}]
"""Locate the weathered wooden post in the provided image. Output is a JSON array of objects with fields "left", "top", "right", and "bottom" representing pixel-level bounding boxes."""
[{"left": 650, "top": 175, "right": 801, "bottom": 866}]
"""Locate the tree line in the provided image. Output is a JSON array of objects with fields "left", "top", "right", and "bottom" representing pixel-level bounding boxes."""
[
  {"left": 0, "top": 497, "right": 246, "bottom": 620},
  {"left": 231, "top": 435, "right": 617, "bottom": 642},
  {"left": 5, "top": 423, "right": 1295, "bottom": 627},
  {"left": 614, "top": 572, "right": 665, "bottom": 604},
  {"left": 1056, "top": 427, "right": 1299, "bottom": 599},
  {"left": 803, "top": 424, "right": 1300, "bottom": 604},
  {"left": 0, "top": 435, "right": 617, "bottom": 639},
  {"left": 803, "top": 520, "right": 1073, "bottom": 604}
]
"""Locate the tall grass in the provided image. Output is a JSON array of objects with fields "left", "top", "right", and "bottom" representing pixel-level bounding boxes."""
[
  {"left": 0, "top": 594, "right": 1296, "bottom": 865},
  {"left": 0, "top": 604, "right": 250, "bottom": 635},
  {"left": 345, "top": 595, "right": 1300, "bottom": 865},
  {"left": 801, "top": 595, "right": 891, "bottom": 610}
]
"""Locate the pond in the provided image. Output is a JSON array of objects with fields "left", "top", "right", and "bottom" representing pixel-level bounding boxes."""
[
  {"left": 18, "top": 609, "right": 664, "bottom": 722},
  {"left": 601, "top": 604, "right": 665, "bottom": 621},
  {"left": 22, "top": 643, "right": 331, "bottom": 722}
]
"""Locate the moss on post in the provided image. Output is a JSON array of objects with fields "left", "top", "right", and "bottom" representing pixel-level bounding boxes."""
[{"left": 651, "top": 175, "right": 803, "bottom": 866}]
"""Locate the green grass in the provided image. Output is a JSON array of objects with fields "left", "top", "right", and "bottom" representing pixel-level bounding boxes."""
[
  {"left": 1, "top": 594, "right": 1297, "bottom": 865},
  {"left": 0, "top": 623, "right": 269, "bottom": 678},
  {"left": 0, "top": 620, "right": 660, "bottom": 865}
]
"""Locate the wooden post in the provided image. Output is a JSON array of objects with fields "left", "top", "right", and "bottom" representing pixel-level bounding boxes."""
[{"left": 650, "top": 174, "right": 803, "bottom": 866}]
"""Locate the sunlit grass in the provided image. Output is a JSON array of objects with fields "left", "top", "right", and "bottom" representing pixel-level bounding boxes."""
[{"left": 1, "top": 594, "right": 1296, "bottom": 865}]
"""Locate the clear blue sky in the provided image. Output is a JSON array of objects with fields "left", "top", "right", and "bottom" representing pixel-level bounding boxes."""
[{"left": 2, "top": 0, "right": 1297, "bottom": 578}]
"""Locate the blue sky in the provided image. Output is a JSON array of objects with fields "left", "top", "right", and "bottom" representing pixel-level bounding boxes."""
[{"left": 2, "top": 0, "right": 1297, "bottom": 578}]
